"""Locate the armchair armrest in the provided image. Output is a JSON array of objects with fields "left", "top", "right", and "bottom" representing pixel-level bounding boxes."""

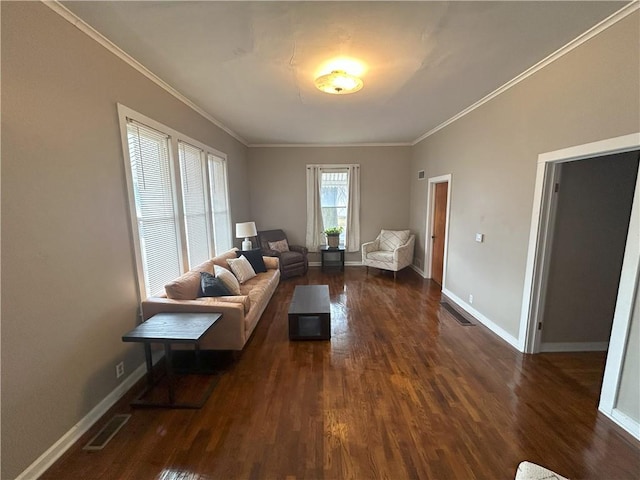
[
  {"left": 362, "top": 239, "right": 380, "bottom": 256},
  {"left": 289, "top": 244, "right": 308, "bottom": 255},
  {"left": 393, "top": 235, "right": 415, "bottom": 266}
]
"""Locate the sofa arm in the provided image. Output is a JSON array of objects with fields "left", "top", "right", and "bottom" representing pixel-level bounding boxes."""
[
  {"left": 263, "top": 256, "right": 280, "bottom": 270},
  {"left": 141, "top": 296, "right": 249, "bottom": 350},
  {"left": 142, "top": 296, "right": 249, "bottom": 320}
]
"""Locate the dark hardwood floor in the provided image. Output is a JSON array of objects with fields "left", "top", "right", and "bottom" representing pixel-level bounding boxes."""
[{"left": 42, "top": 267, "right": 640, "bottom": 479}]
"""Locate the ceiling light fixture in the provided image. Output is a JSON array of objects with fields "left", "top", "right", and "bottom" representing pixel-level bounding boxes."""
[{"left": 314, "top": 70, "right": 363, "bottom": 95}]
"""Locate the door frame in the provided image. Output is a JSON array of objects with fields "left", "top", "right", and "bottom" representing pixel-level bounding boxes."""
[
  {"left": 519, "top": 133, "right": 640, "bottom": 438},
  {"left": 425, "top": 174, "right": 452, "bottom": 287}
]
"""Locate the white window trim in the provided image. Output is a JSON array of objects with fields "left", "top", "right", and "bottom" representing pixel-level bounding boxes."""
[{"left": 117, "top": 103, "right": 232, "bottom": 300}]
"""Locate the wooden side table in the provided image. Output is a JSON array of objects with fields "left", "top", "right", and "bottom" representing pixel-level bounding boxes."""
[
  {"left": 122, "top": 312, "right": 222, "bottom": 408},
  {"left": 320, "top": 245, "right": 345, "bottom": 271}
]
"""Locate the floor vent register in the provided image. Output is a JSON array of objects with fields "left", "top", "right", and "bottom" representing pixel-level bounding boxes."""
[
  {"left": 83, "top": 414, "right": 131, "bottom": 451},
  {"left": 440, "top": 302, "right": 474, "bottom": 326}
]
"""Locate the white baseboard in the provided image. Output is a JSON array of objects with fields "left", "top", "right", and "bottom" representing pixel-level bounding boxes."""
[
  {"left": 600, "top": 407, "right": 640, "bottom": 441},
  {"left": 411, "top": 264, "right": 426, "bottom": 278},
  {"left": 308, "top": 261, "right": 362, "bottom": 267},
  {"left": 540, "top": 341, "right": 609, "bottom": 352},
  {"left": 16, "top": 362, "right": 147, "bottom": 480},
  {"left": 441, "top": 288, "right": 520, "bottom": 350}
]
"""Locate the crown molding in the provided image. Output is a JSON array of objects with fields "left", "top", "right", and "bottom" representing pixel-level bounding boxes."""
[
  {"left": 42, "top": 0, "right": 248, "bottom": 146},
  {"left": 412, "top": 1, "right": 640, "bottom": 146},
  {"left": 249, "top": 142, "right": 412, "bottom": 148},
  {"left": 42, "top": 0, "right": 637, "bottom": 149}
]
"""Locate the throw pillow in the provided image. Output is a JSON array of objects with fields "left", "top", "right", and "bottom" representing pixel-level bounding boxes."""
[
  {"left": 164, "top": 270, "right": 201, "bottom": 300},
  {"left": 227, "top": 255, "right": 257, "bottom": 284},
  {"left": 268, "top": 239, "right": 290, "bottom": 253},
  {"left": 214, "top": 265, "right": 241, "bottom": 295},
  {"left": 237, "top": 249, "right": 267, "bottom": 273},
  {"left": 379, "top": 229, "right": 411, "bottom": 251},
  {"left": 198, "top": 271, "right": 232, "bottom": 297}
]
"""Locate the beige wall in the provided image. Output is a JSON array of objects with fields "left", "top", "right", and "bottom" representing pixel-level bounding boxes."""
[
  {"left": 541, "top": 153, "right": 638, "bottom": 344},
  {"left": 1, "top": 3, "right": 249, "bottom": 478},
  {"left": 248, "top": 146, "right": 412, "bottom": 263},
  {"left": 3, "top": 3, "right": 640, "bottom": 477},
  {"left": 409, "top": 12, "right": 640, "bottom": 339}
]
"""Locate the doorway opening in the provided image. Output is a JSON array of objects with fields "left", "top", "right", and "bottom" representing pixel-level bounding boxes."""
[
  {"left": 425, "top": 175, "right": 451, "bottom": 288},
  {"left": 538, "top": 152, "right": 638, "bottom": 352},
  {"left": 519, "top": 133, "right": 640, "bottom": 439}
]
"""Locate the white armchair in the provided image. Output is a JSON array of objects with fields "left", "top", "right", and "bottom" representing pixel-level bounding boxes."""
[{"left": 362, "top": 229, "right": 415, "bottom": 279}]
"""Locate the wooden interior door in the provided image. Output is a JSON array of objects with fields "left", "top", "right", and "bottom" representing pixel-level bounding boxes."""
[{"left": 432, "top": 182, "right": 448, "bottom": 286}]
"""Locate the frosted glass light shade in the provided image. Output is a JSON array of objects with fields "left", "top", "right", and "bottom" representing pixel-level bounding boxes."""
[{"left": 315, "top": 70, "right": 363, "bottom": 95}]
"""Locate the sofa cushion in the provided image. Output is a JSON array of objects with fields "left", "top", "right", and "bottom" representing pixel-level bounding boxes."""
[
  {"left": 263, "top": 256, "right": 279, "bottom": 270},
  {"left": 164, "top": 260, "right": 215, "bottom": 300},
  {"left": 196, "top": 295, "right": 251, "bottom": 314},
  {"left": 227, "top": 255, "right": 257, "bottom": 283},
  {"left": 379, "top": 229, "right": 410, "bottom": 251},
  {"left": 165, "top": 270, "right": 201, "bottom": 300},
  {"left": 191, "top": 259, "right": 215, "bottom": 274},
  {"left": 214, "top": 265, "right": 241, "bottom": 295},
  {"left": 212, "top": 248, "right": 239, "bottom": 269},
  {"left": 237, "top": 249, "right": 267, "bottom": 273},
  {"left": 367, "top": 251, "right": 394, "bottom": 262},
  {"left": 199, "top": 272, "right": 232, "bottom": 297}
]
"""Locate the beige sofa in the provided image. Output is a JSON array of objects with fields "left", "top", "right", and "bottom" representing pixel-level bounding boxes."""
[{"left": 142, "top": 248, "right": 280, "bottom": 350}]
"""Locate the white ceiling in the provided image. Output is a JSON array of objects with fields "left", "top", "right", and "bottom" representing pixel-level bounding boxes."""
[{"left": 63, "top": 1, "right": 627, "bottom": 146}]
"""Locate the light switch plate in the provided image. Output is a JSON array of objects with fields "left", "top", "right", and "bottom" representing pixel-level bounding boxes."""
[{"left": 475, "top": 233, "right": 484, "bottom": 243}]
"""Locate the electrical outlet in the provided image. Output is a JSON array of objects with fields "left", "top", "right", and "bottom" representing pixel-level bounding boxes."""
[
  {"left": 116, "top": 362, "right": 125, "bottom": 379},
  {"left": 468, "top": 294, "right": 474, "bottom": 304}
]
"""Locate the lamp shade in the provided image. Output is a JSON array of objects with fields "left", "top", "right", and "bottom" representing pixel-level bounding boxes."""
[
  {"left": 315, "top": 70, "right": 363, "bottom": 95},
  {"left": 236, "top": 222, "right": 257, "bottom": 239}
]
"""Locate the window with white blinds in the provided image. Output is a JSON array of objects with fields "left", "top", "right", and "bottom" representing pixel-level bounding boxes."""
[
  {"left": 179, "top": 141, "right": 212, "bottom": 267},
  {"left": 127, "top": 121, "right": 182, "bottom": 297},
  {"left": 120, "top": 105, "right": 232, "bottom": 299},
  {"left": 209, "top": 153, "right": 232, "bottom": 252}
]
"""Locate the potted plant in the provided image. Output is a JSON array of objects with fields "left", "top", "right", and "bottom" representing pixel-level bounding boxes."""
[{"left": 324, "top": 226, "right": 343, "bottom": 248}]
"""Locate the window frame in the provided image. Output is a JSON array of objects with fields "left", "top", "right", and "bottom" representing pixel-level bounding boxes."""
[
  {"left": 320, "top": 168, "right": 349, "bottom": 245},
  {"left": 118, "top": 104, "right": 232, "bottom": 300}
]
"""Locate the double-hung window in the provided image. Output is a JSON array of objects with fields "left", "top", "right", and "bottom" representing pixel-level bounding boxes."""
[
  {"left": 120, "top": 105, "right": 232, "bottom": 299},
  {"left": 306, "top": 164, "right": 360, "bottom": 252},
  {"left": 320, "top": 170, "right": 349, "bottom": 245}
]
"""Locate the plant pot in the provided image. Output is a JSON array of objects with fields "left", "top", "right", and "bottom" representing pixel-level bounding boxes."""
[{"left": 327, "top": 234, "right": 340, "bottom": 248}]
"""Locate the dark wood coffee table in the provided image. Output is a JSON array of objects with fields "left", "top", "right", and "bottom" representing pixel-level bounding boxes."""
[
  {"left": 122, "top": 312, "right": 222, "bottom": 408},
  {"left": 288, "top": 285, "right": 331, "bottom": 340}
]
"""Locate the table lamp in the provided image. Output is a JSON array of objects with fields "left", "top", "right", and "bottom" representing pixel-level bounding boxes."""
[{"left": 236, "top": 221, "right": 257, "bottom": 250}]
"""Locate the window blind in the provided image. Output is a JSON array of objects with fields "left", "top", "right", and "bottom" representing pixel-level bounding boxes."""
[
  {"left": 179, "top": 141, "right": 211, "bottom": 267},
  {"left": 208, "top": 153, "right": 232, "bottom": 253},
  {"left": 126, "top": 120, "right": 182, "bottom": 296}
]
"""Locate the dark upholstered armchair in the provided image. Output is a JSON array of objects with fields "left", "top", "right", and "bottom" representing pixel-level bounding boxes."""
[{"left": 257, "top": 229, "right": 308, "bottom": 279}]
